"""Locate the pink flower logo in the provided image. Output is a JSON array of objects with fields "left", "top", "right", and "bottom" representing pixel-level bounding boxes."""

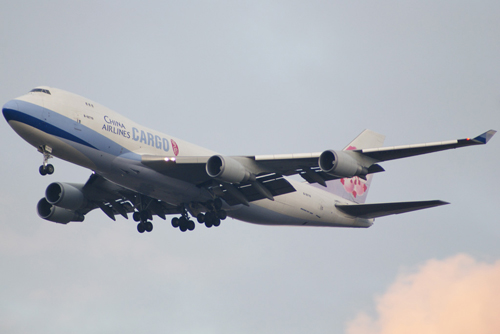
[
  {"left": 341, "top": 145, "right": 367, "bottom": 198},
  {"left": 340, "top": 176, "right": 368, "bottom": 198},
  {"left": 171, "top": 139, "right": 179, "bottom": 156}
]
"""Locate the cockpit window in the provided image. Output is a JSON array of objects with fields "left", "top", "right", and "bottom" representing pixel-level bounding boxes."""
[{"left": 30, "top": 88, "right": 51, "bottom": 95}]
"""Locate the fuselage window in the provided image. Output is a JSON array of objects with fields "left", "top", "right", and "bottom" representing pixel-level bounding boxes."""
[{"left": 30, "top": 88, "right": 51, "bottom": 95}]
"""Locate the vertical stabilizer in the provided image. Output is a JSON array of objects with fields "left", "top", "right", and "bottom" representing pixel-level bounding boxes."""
[
  {"left": 313, "top": 129, "right": 385, "bottom": 203},
  {"left": 343, "top": 129, "right": 385, "bottom": 151}
]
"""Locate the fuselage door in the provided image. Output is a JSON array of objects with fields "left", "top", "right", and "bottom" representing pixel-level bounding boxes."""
[
  {"left": 70, "top": 102, "right": 83, "bottom": 132},
  {"left": 74, "top": 112, "right": 82, "bottom": 131}
]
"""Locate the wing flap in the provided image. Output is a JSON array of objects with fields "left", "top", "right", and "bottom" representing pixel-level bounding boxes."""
[
  {"left": 80, "top": 173, "right": 181, "bottom": 220},
  {"left": 217, "top": 174, "right": 296, "bottom": 206},
  {"left": 336, "top": 200, "right": 449, "bottom": 218}
]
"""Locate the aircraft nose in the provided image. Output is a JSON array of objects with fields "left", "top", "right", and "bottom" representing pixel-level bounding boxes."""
[{"left": 2, "top": 100, "right": 20, "bottom": 123}]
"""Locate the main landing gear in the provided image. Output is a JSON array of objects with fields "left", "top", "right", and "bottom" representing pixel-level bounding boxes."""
[
  {"left": 38, "top": 145, "right": 54, "bottom": 176},
  {"left": 171, "top": 198, "right": 227, "bottom": 232},
  {"left": 133, "top": 210, "right": 153, "bottom": 233},
  {"left": 132, "top": 196, "right": 154, "bottom": 233},
  {"left": 171, "top": 205, "right": 195, "bottom": 232},
  {"left": 131, "top": 197, "right": 228, "bottom": 234}
]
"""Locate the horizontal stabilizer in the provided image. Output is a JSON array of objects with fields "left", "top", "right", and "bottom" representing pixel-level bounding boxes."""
[{"left": 336, "top": 200, "right": 449, "bottom": 218}]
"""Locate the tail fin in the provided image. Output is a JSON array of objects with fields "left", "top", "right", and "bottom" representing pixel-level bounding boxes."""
[{"left": 314, "top": 129, "right": 385, "bottom": 203}]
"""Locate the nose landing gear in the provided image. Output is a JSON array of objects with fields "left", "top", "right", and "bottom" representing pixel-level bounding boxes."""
[{"left": 38, "top": 145, "right": 54, "bottom": 176}]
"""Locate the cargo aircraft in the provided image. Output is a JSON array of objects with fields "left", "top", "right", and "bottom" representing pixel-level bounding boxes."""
[{"left": 2, "top": 87, "right": 496, "bottom": 233}]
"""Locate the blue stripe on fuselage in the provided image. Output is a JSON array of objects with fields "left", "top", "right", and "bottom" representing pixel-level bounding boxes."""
[
  {"left": 3, "top": 107, "right": 98, "bottom": 149},
  {"left": 2, "top": 100, "right": 141, "bottom": 161}
]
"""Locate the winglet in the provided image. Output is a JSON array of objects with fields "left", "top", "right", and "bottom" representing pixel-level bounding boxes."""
[{"left": 472, "top": 130, "right": 496, "bottom": 144}]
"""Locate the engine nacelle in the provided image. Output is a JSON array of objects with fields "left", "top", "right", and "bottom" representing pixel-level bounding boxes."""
[
  {"left": 45, "top": 182, "right": 86, "bottom": 211},
  {"left": 318, "top": 150, "right": 367, "bottom": 178},
  {"left": 206, "top": 155, "right": 252, "bottom": 183},
  {"left": 37, "top": 198, "right": 84, "bottom": 224}
]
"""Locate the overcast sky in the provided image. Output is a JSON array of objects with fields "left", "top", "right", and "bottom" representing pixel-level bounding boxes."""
[{"left": 1, "top": 1, "right": 500, "bottom": 333}]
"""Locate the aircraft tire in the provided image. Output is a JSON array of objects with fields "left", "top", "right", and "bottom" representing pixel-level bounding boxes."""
[
  {"left": 205, "top": 211, "right": 214, "bottom": 222},
  {"left": 217, "top": 210, "right": 227, "bottom": 220},
  {"left": 137, "top": 222, "right": 146, "bottom": 233},
  {"left": 187, "top": 220, "right": 195, "bottom": 231},
  {"left": 180, "top": 223, "right": 188, "bottom": 232},
  {"left": 214, "top": 198, "right": 222, "bottom": 210},
  {"left": 171, "top": 217, "right": 179, "bottom": 228},
  {"left": 46, "top": 164, "right": 54, "bottom": 175},
  {"left": 145, "top": 221, "right": 153, "bottom": 232},
  {"left": 133, "top": 212, "right": 140, "bottom": 222},
  {"left": 213, "top": 218, "right": 221, "bottom": 227},
  {"left": 39, "top": 166, "right": 47, "bottom": 176},
  {"left": 196, "top": 213, "right": 205, "bottom": 223},
  {"left": 140, "top": 211, "right": 149, "bottom": 221}
]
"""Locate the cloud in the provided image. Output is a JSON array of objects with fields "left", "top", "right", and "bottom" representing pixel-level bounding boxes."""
[{"left": 346, "top": 254, "right": 500, "bottom": 334}]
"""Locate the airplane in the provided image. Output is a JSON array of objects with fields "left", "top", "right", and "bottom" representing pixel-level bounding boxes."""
[{"left": 2, "top": 86, "right": 496, "bottom": 233}]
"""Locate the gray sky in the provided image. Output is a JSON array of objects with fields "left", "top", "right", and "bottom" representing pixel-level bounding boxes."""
[{"left": 1, "top": 1, "right": 500, "bottom": 333}]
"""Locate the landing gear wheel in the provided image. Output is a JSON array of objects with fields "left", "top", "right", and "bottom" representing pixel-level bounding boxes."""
[
  {"left": 178, "top": 217, "right": 188, "bottom": 232},
  {"left": 196, "top": 213, "right": 205, "bottom": 223},
  {"left": 133, "top": 212, "right": 141, "bottom": 222},
  {"left": 205, "top": 211, "right": 214, "bottom": 221},
  {"left": 46, "top": 164, "right": 54, "bottom": 175},
  {"left": 187, "top": 220, "right": 195, "bottom": 231},
  {"left": 137, "top": 222, "right": 146, "bottom": 233},
  {"left": 213, "top": 218, "right": 221, "bottom": 227},
  {"left": 171, "top": 217, "right": 179, "bottom": 228},
  {"left": 217, "top": 210, "right": 227, "bottom": 220},
  {"left": 204, "top": 211, "right": 215, "bottom": 228},
  {"left": 140, "top": 210, "right": 149, "bottom": 221},
  {"left": 180, "top": 223, "right": 188, "bottom": 232},
  {"left": 145, "top": 221, "right": 153, "bottom": 232},
  {"left": 213, "top": 198, "right": 223, "bottom": 210},
  {"left": 39, "top": 165, "right": 47, "bottom": 176}
]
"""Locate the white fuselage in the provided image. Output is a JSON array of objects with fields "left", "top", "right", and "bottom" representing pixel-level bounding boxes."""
[{"left": 4, "top": 87, "right": 373, "bottom": 228}]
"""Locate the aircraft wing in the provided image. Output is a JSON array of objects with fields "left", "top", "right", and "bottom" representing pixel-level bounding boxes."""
[
  {"left": 69, "top": 173, "right": 180, "bottom": 221},
  {"left": 251, "top": 154, "right": 385, "bottom": 186},
  {"left": 140, "top": 155, "right": 297, "bottom": 206},
  {"left": 246, "top": 130, "right": 496, "bottom": 182},
  {"left": 354, "top": 130, "right": 497, "bottom": 162},
  {"left": 139, "top": 130, "right": 495, "bottom": 205},
  {"left": 336, "top": 200, "right": 449, "bottom": 218}
]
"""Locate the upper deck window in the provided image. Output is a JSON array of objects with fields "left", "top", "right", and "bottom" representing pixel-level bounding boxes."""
[{"left": 30, "top": 88, "right": 51, "bottom": 95}]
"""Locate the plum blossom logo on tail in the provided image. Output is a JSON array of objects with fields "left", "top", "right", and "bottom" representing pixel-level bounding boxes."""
[
  {"left": 341, "top": 177, "right": 368, "bottom": 198},
  {"left": 341, "top": 145, "right": 368, "bottom": 198},
  {"left": 171, "top": 139, "right": 179, "bottom": 156}
]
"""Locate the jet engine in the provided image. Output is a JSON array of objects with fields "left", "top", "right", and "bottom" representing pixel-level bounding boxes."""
[
  {"left": 45, "top": 182, "right": 86, "bottom": 210},
  {"left": 36, "top": 182, "right": 87, "bottom": 224},
  {"left": 318, "top": 150, "right": 368, "bottom": 178},
  {"left": 37, "top": 198, "right": 84, "bottom": 224},
  {"left": 206, "top": 155, "right": 253, "bottom": 183}
]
